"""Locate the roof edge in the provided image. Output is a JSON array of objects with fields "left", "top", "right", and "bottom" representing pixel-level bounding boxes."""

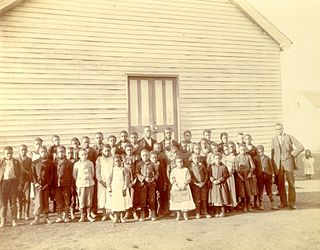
[
  {"left": 0, "top": 0, "right": 26, "bottom": 16},
  {"left": 230, "top": 0, "right": 292, "bottom": 51}
]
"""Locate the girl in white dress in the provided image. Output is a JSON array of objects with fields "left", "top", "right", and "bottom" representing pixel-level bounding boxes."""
[
  {"left": 96, "top": 144, "right": 113, "bottom": 221},
  {"left": 303, "top": 149, "right": 315, "bottom": 180},
  {"left": 169, "top": 156, "right": 195, "bottom": 221},
  {"left": 222, "top": 143, "right": 237, "bottom": 210},
  {"left": 107, "top": 154, "right": 131, "bottom": 223}
]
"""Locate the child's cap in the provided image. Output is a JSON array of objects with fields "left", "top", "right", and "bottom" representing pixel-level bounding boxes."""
[
  {"left": 34, "top": 137, "right": 43, "bottom": 143},
  {"left": 256, "top": 145, "right": 264, "bottom": 151},
  {"left": 51, "top": 134, "right": 60, "bottom": 140},
  {"left": 4, "top": 146, "right": 13, "bottom": 152}
]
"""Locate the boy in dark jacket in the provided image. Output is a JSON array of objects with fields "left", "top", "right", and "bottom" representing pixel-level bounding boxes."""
[
  {"left": 0, "top": 146, "right": 23, "bottom": 227},
  {"left": 17, "top": 144, "right": 33, "bottom": 220},
  {"left": 30, "top": 146, "right": 54, "bottom": 225},
  {"left": 54, "top": 146, "right": 74, "bottom": 223}
]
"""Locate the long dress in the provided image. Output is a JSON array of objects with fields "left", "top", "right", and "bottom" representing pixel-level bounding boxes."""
[
  {"left": 222, "top": 154, "right": 237, "bottom": 207},
  {"left": 208, "top": 163, "right": 231, "bottom": 206},
  {"left": 303, "top": 157, "right": 315, "bottom": 175},
  {"left": 96, "top": 155, "right": 113, "bottom": 209},
  {"left": 169, "top": 167, "right": 195, "bottom": 211},
  {"left": 108, "top": 166, "right": 132, "bottom": 212}
]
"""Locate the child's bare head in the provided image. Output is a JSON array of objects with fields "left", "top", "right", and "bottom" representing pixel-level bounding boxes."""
[
  {"left": 211, "top": 143, "right": 219, "bottom": 153},
  {"left": 71, "top": 137, "right": 80, "bottom": 149},
  {"left": 200, "top": 138, "right": 209, "bottom": 150},
  {"left": 153, "top": 143, "right": 162, "bottom": 154},
  {"left": 193, "top": 143, "right": 201, "bottom": 154},
  {"left": 239, "top": 143, "right": 247, "bottom": 155},
  {"left": 66, "top": 147, "right": 74, "bottom": 160},
  {"left": 113, "top": 154, "right": 122, "bottom": 167},
  {"left": 256, "top": 144, "right": 265, "bottom": 157},
  {"left": 39, "top": 146, "right": 48, "bottom": 159},
  {"left": 143, "top": 126, "right": 152, "bottom": 139},
  {"left": 95, "top": 132, "right": 104, "bottom": 144},
  {"left": 191, "top": 153, "right": 200, "bottom": 164},
  {"left": 56, "top": 145, "right": 66, "bottom": 159},
  {"left": 130, "top": 132, "right": 138, "bottom": 144},
  {"left": 78, "top": 149, "right": 88, "bottom": 161},
  {"left": 20, "top": 144, "right": 28, "bottom": 156},
  {"left": 183, "top": 130, "right": 192, "bottom": 142},
  {"left": 237, "top": 132, "right": 244, "bottom": 143},
  {"left": 213, "top": 152, "right": 222, "bottom": 165},
  {"left": 33, "top": 137, "right": 43, "bottom": 151},
  {"left": 125, "top": 143, "right": 133, "bottom": 156},
  {"left": 108, "top": 135, "right": 116, "bottom": 147},
  {"left": 223, "top": 145, "right": 230, "bottom": 155},
  {"left": 227, "top": 141, "right": 236, "bottom": 154},
  {"left": 149, "top": 151, "right": 158, "bottom": 164},
  {"left": 164, "top": 127, "right": 173, "bottom": 140},
  {"left": 81, "top": 136, "right": 90, "bottom": 149},
  {"left": 175, "top": 155, "right": 184, "bottom": 168},
  {"left": 51, "top": 135, "right": 60, "bottom": 146},
  {"left": 220, "top": 132, "right": 228, "bottom": 144},
  {"left": 120, "top": 130, "right": 128, "bottom": 142},
  {"left": 244, "top": 134, "right": 252, "bottom": 145},
  {"left": 203, "top": 129, "right": 211, "bottom": 141},
  {"left": 102, "top": 144, "right": 111, "bottom": 157},
  {"left": 4, "top": 146, "right": 13, "bottom": 160},
  {"left": 140, "top": 149, "right": 150, "bottom": 162},
  {"left": 180, "top": 140, "right": 188, "bottom": 151}
]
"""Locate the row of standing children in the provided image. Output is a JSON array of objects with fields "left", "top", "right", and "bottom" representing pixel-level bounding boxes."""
[{"left": 0, "top": 127, "right": 284, "bottom": 227}]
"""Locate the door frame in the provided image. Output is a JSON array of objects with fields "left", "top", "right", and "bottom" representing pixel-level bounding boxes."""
[{"left": 126, "top": 74, "right": 180, "bottom": 140}]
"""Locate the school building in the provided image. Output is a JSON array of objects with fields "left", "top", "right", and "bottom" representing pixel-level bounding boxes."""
[{"left": 0, "top": 0, "right": 291, "bottom": 153}]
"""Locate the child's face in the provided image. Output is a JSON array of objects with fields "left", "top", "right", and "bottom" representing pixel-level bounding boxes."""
[
  {"left": 130, "top": 134, "right": 138, "bottom": 144},
  {"left": 239, "top": 146, "right": 246, "bottom": 155},
  {"left": 212, "top": 145, "right": 219, "bottom": 153},
  {"left": 184, "top": 133, "right": 191, "bottom": 142},
  {"left": 164, "top": 140, "right": 171, "bottom": 151},
  {"left": 176, "top": 158, "right": 183, "bottom": 168},
  {"left": 200, "top": 140, "right": 207, "bottom": 149},
  {"left": 171, "top": 147, "right": 178, "bottom": 154},
  {"left": 120, "top": 133, "right": 128, "bottom": 142},
  {"left": 125, "top": 146, "right": 133, "bottom": 156},
  {"left": 258, "top": 148, "right": 264, "bottom": 157},
  {"left": 57, "top": 148, "right": 65, "bottom": 159},
  {"left": 108, "top": 137, "right": 116, "bottom": 147},
  {"left": 66, "top": 149, "right": 73, "bottom": 160},
  {"left": 224, "top": 147, "right": 230, "bottom": 155},
  {"left": 39, "top": 148, "right": 48, "bottom": 159},
  {"left": 4, "top": 150, "right": 13, "bottom": 160},
  {"left": 214, "top": 155, "right": 221, "bottom": 165},
  {"left": 221, "top": 135, "right": 228, "bottom": 144},
  {"left": 33, "top": 141, "right": 42, "bottom": 151},
  {"left": 244, "top": 136, "right": 252, "bottom": 145},
  {"left": 150, "top": 154, "right": 157, "bottom": 163},
  {"left": 79, "top": 150, "right": 88, "bottom": 161},
  {"left": 20, "top": 147, "right": 28, "bottom": 157},
  {"left": 82, "top": 139, "right": 90, "bottom": 149},
  {"left": 71, "top": 140, "right": 80, "bottom": 149},
  {"left": 228, "top": 144, "right": 235, "bottom": 153},
  {"left": 141, "top": 151, "right": 149, "bottom": 162},
  {"left": 95, "top": 134, "right": 103, "bottom": 144},
  {"left": 193, "top": 145, "right": 201, "bottom": 154},
  {"left": 52, "top": 137, "right": 60, "bottom": 146},
  {"left": 204, "top": 132, "right": 211, "bottom": 141},
  {"left": 102, "top": 147, "right": 111, "bottom": 157},
  {"left": 164, "top": 130, "right": 172, "bottom": 140},
  {"left": 238, "top": 135, "right": 244, "bottom": 143},
  {"left": 153, "top": 144, "right": 161, "bottom": 153},
  {"left": 192, "top": 154, "right": 199, "bottom": 164},
  {"left": 144, "top": 127, "right": 152, "bottom": 138},
  {"left": 114, "top": 157, "right": 122, "bottom": 167}
]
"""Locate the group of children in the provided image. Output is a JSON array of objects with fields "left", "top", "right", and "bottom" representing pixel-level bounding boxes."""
[{"left": 0, "top": 127, "right": 300, "bottom": 228}]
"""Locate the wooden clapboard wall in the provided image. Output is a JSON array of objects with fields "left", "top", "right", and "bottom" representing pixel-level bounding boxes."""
[{"left": 0, "top": 0, "right": 282, "bottom": 153}]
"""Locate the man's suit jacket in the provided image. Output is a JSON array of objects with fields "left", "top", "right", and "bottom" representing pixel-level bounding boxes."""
[
  {"left": 138, "top": 137, "right": 157, "bottom": 152},
  {"left": 271, "top": 133, "right": 304, "bottom": 172}
]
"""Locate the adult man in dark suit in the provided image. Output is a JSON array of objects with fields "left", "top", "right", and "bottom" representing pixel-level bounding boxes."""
[
  {"left": 160, "top": 127, "right": 180, "bottom": 151},
  {"left": 271, "top": 123, "right": 304, "bottom": 209},
  {"left": 138, "top": 126, "right": 157, "bottom": 153}
]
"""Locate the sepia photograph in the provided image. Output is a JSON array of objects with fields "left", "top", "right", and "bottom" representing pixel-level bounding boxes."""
[{"left": 0, "top": 0, "right": 319, "bottom": 249}]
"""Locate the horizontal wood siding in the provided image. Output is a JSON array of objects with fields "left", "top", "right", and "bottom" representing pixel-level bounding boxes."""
[{"left": 0, "top": 0, "right": 282, "bottom": 153}]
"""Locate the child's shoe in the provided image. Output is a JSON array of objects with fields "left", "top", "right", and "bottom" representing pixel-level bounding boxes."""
[
  {"left": 218, "top": 212, "right": 225, "bottom": 218},
  {"left": 258, "top": 203, "right": 264, "bottom": 210},
  {"left": 30, "top": 216, "right": 40, "bottom": 226},
  {"left": 133, "top": 211, "right": 139, "bottom": 220},
  {"left": 124, "top": 211, "right": 129, "bottom": 220},
  {"left": 205, "top": 212, "right": 211, "bottom": 218},
  {"left": 151, "top": 210, "right": 156, "bottom": 221},
  {"left": 45, "top": 218, "right": 53, "bottom": 224},
  {"left": 24, "top": 212, "right": 30, "bottom": 221},
  {"left": 56, "top": 214, "right": 63, "bottom": 223},
  {"left": 70, "top": 211, "right": 75, "bottom": 220},
  {"left": 17, "top": 212, "right": 21, "bottom": 220},
  {"left": 79, "top": 209, "right": 85, "bottom": 222},
  {"left": 120, "top": 214, "right": 126, "bottom": 223},
  {"left": 12, "top": 220, "right": 17, "bottom": 227},
  {"left": 139, "top": 211, "right": 145, "bottom": 222},
  {"left": 0, "top": 218, "right": 6, "bottom": 228},
  {"left": 64, "top": 217, "right": 70, "bottom": 223},
  {"left": 109, "top": 213, "right": 114, "bottom": 221},
  {"left": 176, "top": 212, "right": 181, "bottom": 221},
  {"left": 101, "top": 215, "right": 107, "bottom": 221},
  {"left": 195, "top": 213, "right": 201, "bottom": 219},
  {"left": 183, "top": 212, "right": 189, "bottom": 221},
  {"left": 271, "top": 202, "right": 279, "bottom": 210},
  {"left": 90, "top": 212, "right": 97, "bottom": 219}
]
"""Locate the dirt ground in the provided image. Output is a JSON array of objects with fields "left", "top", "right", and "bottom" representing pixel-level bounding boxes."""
[{"left": 1, "top": 155, "right": 320, "bottom": 250}]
